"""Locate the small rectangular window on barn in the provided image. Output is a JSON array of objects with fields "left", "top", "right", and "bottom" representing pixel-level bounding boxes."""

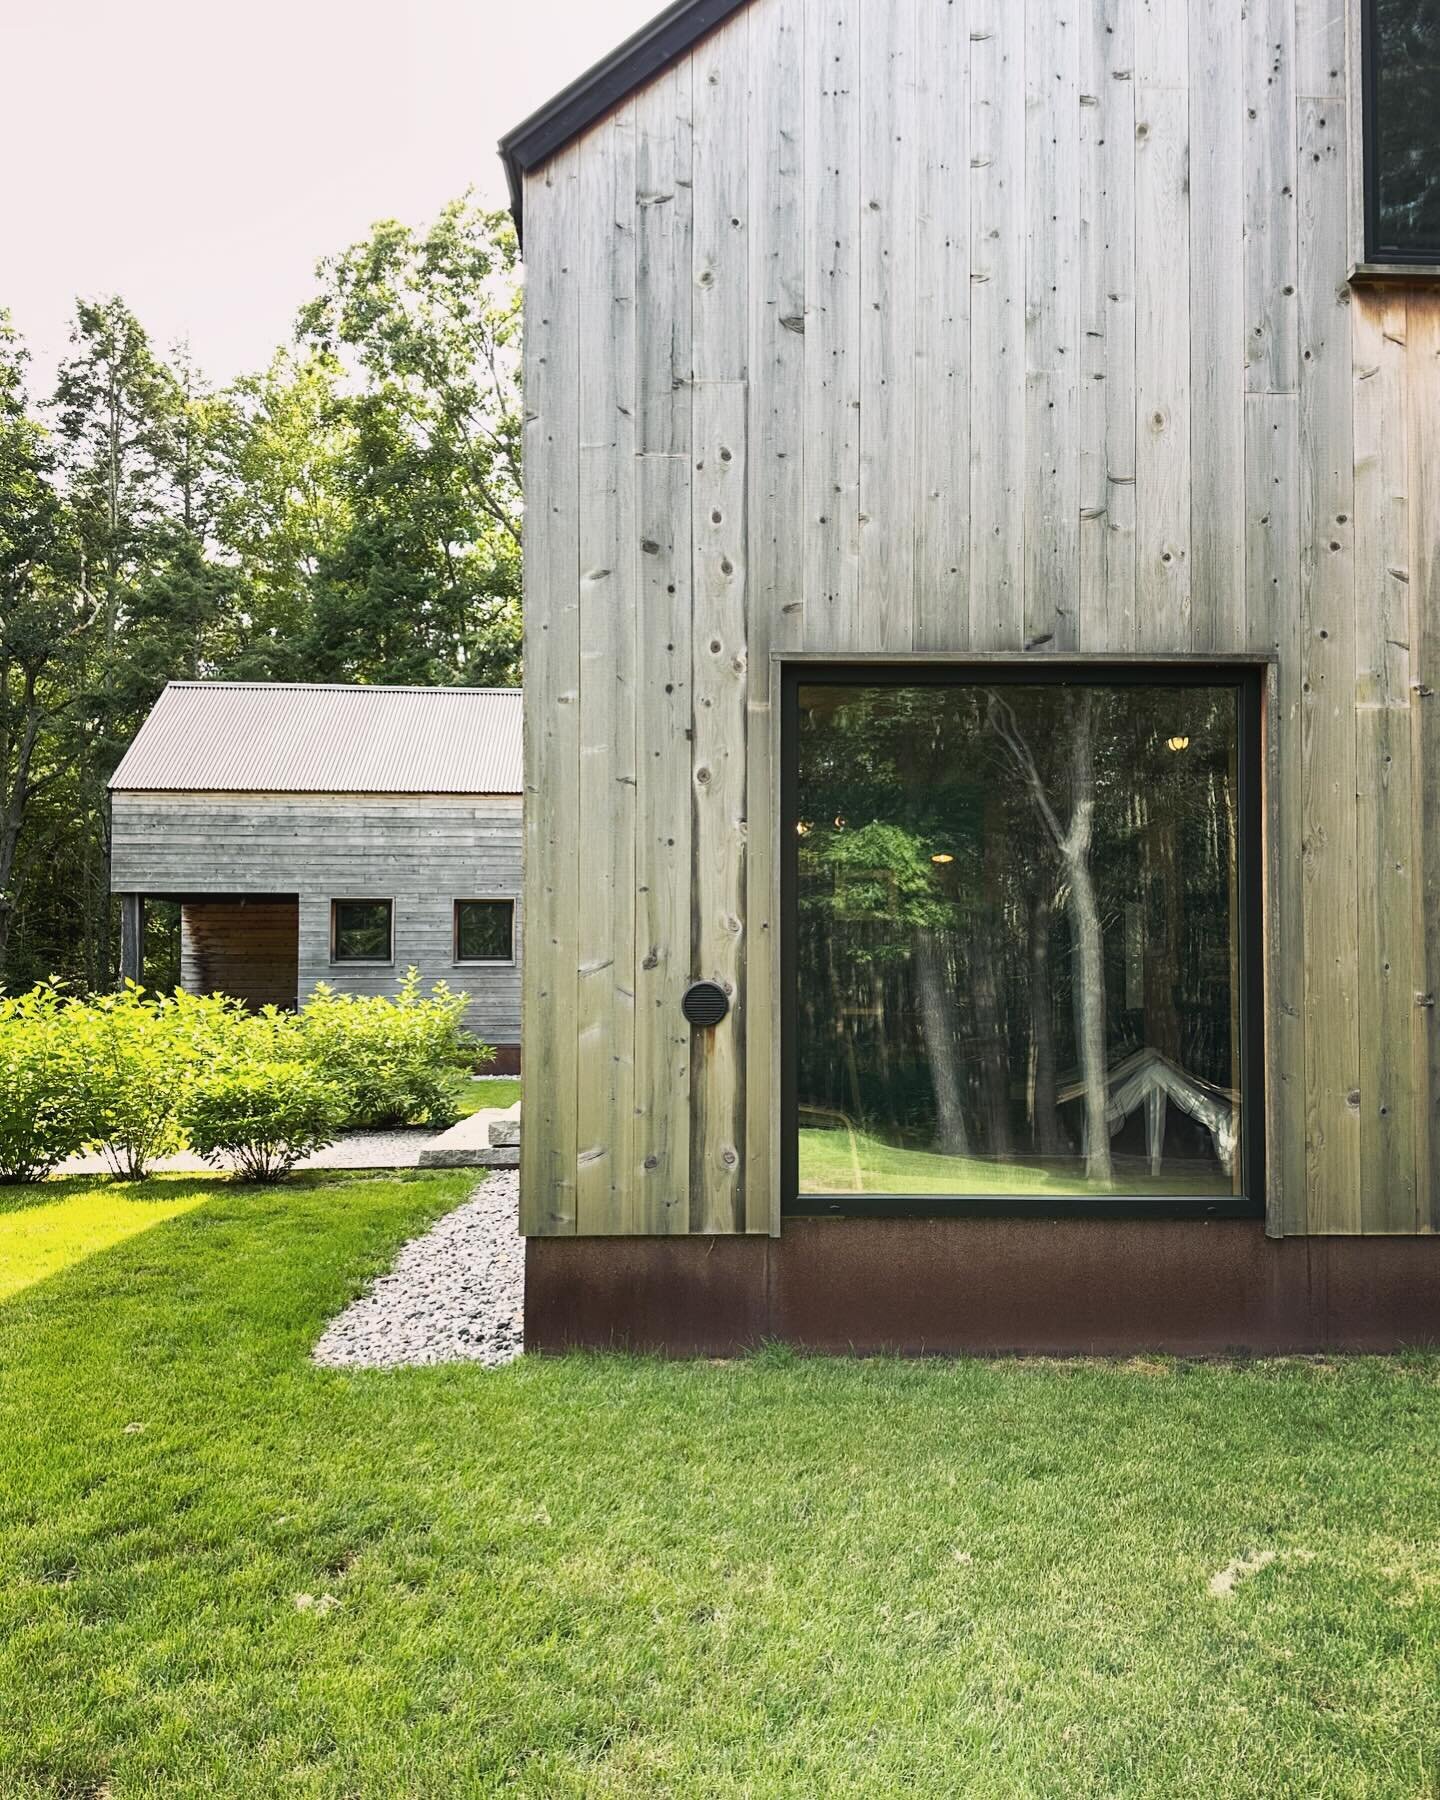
[
  {"left": 455, "top": 898, "right": 515, "bottom": 964},
  {"left": 331, "top": 898, "right": 394, "bottom": 964},
  {"left": 1361, "top": 0, "right": 1440, "bottom": 265}
]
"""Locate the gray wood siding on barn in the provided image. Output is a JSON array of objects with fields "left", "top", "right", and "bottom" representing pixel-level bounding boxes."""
[
  {"left": 520, "top": 0, "right": 1440, "bottom": 1237},
  {"left": 112, "top": 792, "right": 522, "bottom": 1045}
]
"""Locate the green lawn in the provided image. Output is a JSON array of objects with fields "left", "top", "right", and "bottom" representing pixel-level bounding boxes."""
[
  {"left": 799, "top": 1125, "right": 1229, "bottom": 1197},
  {"left": 0, "top": 1178, "right": 213, "bottom": 1304},
  {"left": 4, "top": 1177, "right": 1440, "bottom": 1796},
  {"left": 449, "top": 1073, "right": 521, "bottom": 1117}
]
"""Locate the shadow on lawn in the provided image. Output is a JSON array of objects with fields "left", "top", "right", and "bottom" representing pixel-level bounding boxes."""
[
  {"left": 0, "top": 1175, "right": 222, "bottom": 1217},
  {"left": 4, "top": 1167, "right": 451, "bottom": 1218}
]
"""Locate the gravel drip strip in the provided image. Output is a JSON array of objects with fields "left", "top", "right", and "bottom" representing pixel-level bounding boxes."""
[{"left": 312, "top": 1171, "right": 522, "bottom": 1369}]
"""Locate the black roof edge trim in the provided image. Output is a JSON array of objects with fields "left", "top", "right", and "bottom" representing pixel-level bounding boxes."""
[{"left": 497, "top": 0, "right": 753, "bottom": 247}]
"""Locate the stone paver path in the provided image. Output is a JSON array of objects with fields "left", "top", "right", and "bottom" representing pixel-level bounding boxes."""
[
  {"left": 61, "top": 1126, "right": 443, "bottom": 1178},
  {"left": 417, "top": 1103, "right": 519, "bottom": 1168}
]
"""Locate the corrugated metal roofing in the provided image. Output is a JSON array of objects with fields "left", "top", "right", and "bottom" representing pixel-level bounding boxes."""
[{"left": 110, "top": 682, "right": 523, "bottom": 796}]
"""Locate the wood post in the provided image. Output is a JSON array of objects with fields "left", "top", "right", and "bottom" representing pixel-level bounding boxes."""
[{"left": 118, "top": 893, "right": 145, "bottom": 988}]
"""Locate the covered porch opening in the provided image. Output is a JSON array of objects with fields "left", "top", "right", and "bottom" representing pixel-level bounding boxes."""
[{"left": 118, "top": 893, "right": 300, "bottom": 1011}]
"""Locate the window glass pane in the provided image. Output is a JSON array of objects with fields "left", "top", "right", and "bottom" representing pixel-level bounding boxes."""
[
  {"left": 333, "top": 899, "right": 392, "bottom": 961},
  {"left": 1371, "top": 0, "right": 1440, "bottom": 257},
  {"left": 793, "top": 681, "right": 1246, "bottom": 1200},
  {"left": 456, "top": 899, "right": 514, "bottom": 961}
]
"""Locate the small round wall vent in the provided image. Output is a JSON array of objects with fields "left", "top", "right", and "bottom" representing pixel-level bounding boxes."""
[{"left": 682, "top": 979, "right": 730, "bottom": 1029}]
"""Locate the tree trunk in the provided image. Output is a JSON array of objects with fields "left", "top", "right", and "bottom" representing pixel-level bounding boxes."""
[
  {"left": 915, "top": 927, "right": 971, "bottom": 1155},
  {"left": 970, "top": 930, "right": 1013, "bottom": 1158},
  {"left": 974, "top": 800, "right": 1015, "bottom": 1158},
  {"left": 986, "top": 687, "right": 1113, "bottom": 1183},
  {"left": 0, "top": 886, "right": 14, "bottom": 980},
  {"left": 1028, "top": 886, "right": 1064, "bottom": 1157},
  {"left": 1067, "top": 850, "right": 1113, "bottom": 1183},
  {"left": 825, "top": 928, "right": 865, "bottom": 1123},
  {"left": 1062, "top": 695, "right": 1114, "bottom": 1184},
  {"left": 0, "top": 806, "right": 23, "bottom": 982}
]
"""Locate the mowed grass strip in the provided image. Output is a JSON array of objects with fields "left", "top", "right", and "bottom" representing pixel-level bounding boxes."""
[
  {"left": 2, "top": 1174, "right": 1440, "bottom": 1797},
  {"left": 449, "top": 1073, "right": 522, "bottom": 1117}
]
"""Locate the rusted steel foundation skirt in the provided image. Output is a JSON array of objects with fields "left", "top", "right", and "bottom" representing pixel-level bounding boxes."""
[{"left": 525, "top": 1220, "right": 1440, "bottom": 1356}]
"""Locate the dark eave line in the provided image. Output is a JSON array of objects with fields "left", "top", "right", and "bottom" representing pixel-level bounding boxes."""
[{"left": 496, "top": 0, "right": 753, "bottom": 246}]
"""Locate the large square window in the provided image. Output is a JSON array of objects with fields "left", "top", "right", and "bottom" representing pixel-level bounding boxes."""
[
  {"left": 782, "top": 667, "right": 1264, "bottom": 1217},
  {"left": 331, "top": 898, "right": 393, "bottom": 964},
  {"left": 1363, "top": 0, "right": 1440, "bottom": 264}
]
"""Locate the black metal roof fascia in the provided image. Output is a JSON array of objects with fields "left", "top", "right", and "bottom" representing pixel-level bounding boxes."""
[{"left": 497, "top": 0, "right": 753, "bottom": 246}]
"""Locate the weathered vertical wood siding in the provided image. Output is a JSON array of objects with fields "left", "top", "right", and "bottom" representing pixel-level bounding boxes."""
[{"left": 520, "top": 0, "right": 1440, "bottom": 1237}]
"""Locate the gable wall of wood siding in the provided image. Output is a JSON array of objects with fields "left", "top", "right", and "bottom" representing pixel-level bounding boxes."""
[
  {"left": 520, "top": 0, "right": 1440, "bottom": 1236},
  {"left": 112, "top": 792, "right": 523, "bottom": 1046}
]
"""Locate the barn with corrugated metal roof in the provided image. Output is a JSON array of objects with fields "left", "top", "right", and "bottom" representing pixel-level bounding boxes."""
[{"left": 108, "top": 682, "right": 523, "bottom": 1067}]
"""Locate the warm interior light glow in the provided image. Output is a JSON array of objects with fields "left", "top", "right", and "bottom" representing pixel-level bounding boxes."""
[
  {"left": 931, "top": 853, "right": 955, "bottom": 865},
  {"left": 1166, "top": 735, "right": 1191, "bottom": 753}
]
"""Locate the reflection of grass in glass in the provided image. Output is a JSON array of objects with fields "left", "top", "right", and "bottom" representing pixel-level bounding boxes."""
[{"left": 797, "top": 1128, "right": 1226, "bottom": 1198}]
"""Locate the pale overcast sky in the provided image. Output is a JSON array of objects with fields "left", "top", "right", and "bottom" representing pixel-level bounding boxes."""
[{"left": 0, "top": 0, "right": 658, "bottom": 396}]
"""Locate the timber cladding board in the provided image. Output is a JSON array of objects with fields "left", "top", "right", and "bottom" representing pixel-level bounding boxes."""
[
  {"left": 519, "top": 0, "right": 1440, "bottom": 1239},
  {"left": 112, "top": 792, "right": 522, "bottom": 1044},
  {"left": 182, "top": 901, "right": 300, "bottom": 1013}
]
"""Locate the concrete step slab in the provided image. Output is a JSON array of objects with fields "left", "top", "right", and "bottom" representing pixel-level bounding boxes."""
[{"left": 417, "top": 1103, "right": 520, "bottom": 1170}]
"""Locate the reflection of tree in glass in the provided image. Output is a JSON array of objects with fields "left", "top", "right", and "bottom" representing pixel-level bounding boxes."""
[
  {"left": 819, "top": 820, "right": 971, "bottom": 1153},
  {"left": 987, "top": 689, "right": 1113, "bottom": 1183},
  {"left": 796, "top": 688, "right": 985, "bottom": 1157},
  {"left": 794, "top": 682, "right": 1240, "bottom": 1194}
]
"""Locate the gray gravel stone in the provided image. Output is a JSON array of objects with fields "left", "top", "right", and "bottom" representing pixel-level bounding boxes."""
[
  {"left": 311, "top": 1171, "right": 523, "bottom": 1370},
  {"left": 62, "top": 1127, "right": 442, "bottom": 1178}
]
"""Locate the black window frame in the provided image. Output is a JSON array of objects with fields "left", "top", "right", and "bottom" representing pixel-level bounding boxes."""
[
  {"left": 1361, "top": 0, "right": 1440, "bottom": 267},
  {"left": 329, "top": 897, "right": 395, "bottom": 966},
  {"left": 453, "top": 896, "right": 517, "bottom": 966},
  {"left": 779, "top": 661, "right": 1268, "bottom": 1223}
]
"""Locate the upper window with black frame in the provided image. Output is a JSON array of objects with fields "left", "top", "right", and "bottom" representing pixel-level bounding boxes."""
[
  {"left": 785, "top": 671, "right": 1262, "bottom": 1214},
  {"left": 455, "top": 897, "right": 515, "bottom": 964},
  {"left": 1364, "top": 0, "right": 1440, "bottom": 263},
  {"left": 331, "top": 898, "right": 393, "bottom": 964}
]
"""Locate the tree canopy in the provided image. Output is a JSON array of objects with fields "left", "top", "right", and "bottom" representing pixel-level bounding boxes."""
[{"left": 0, "top": 195, "right": 522, "bottom": 991}]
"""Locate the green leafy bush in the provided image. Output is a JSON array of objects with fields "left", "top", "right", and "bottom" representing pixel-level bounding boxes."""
[
  {"left": 0, "top": 970, "right": 480, "bottom": 1184},
  {"left": 66, "top": 985, "right": 239, "bottom": 1179},
  {"left": 179, "top": 1060, "right": 345, "bottom": 1183},
  {"left": 298, "top": 970, "right": 475, "bottom": 1128},
  {"left": 0, "top": 986, "right": 90, "bottom": 1182}
]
